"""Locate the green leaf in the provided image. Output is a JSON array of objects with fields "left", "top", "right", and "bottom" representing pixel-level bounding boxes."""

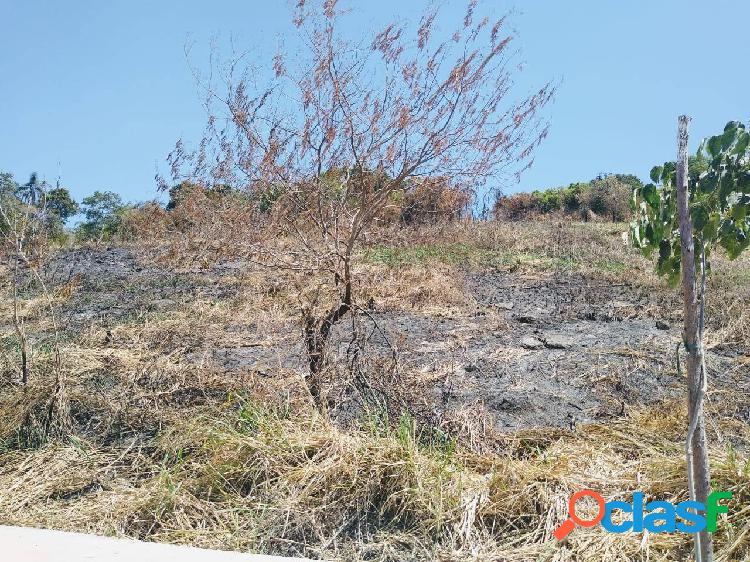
[
  {"left": 720, "top": 174, "right": 735, "bottom": 205},
  {"left": 721, "top": 128, "right": 738, "bottom": 151},
  {"left": 720, "top": 225, "right": 749, "bottom": 260},
  {"left": 658, "top": 239, "right": 671, "bottom": 262},
  {"left": 707, "top": 135, "right": 722, "bottom": 157},
  {"left": 692, "top": 205, "right": 709, "bottom": 231},
  {"left": 704, "top": 212, "right": 721, "bottom": 242},
  {"left": 642, "top": 120, "right": 750, "bottom": 275},
  {"left": 650, "top": 166, "right": 663, "bottom": 184},
  {"left": 739, "top": 172, "right": 750, "bottom": 193},
  {"left": 645, "top": 223, "right": 655, "bottom": 244},
  {"left": 731, "top": 202, "right": 747, "bottom": 222},
  {"left": 642, "top": 183, "right": 659, "bottom": 210},
  {"left": 733, "top": 131, "right": 750, "bottom": 156},
  {"left": 664, "top": 256, "right": 681, "bottom": 286},
  {"left": 699, "top": 171, "right": 718, "bottom": 194},
  {"left": 661, "top": 162, "right": 676, "bottom": 185}
]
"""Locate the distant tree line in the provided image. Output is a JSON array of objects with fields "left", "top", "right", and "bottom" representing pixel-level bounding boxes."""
[
  {"left": 494, "top": 173, "right": 644, "bottom": 222},
  {"left": 1, "top": 169, "right": 475, "bottom": 246},
  {"left": 1, "top": 172, "right": 78, "bottom": 241},
  {"left": 165, "top": 172, "right": 472, "bottom": 226},
  {"left": 0, "top": 167, "right": 663, "bottom": 243},
  {"left": 0, "top": 171, "right": 131, "bottom": 242},
  {"left": 2, "top": 168, "right": 645, "bottom": 244}
]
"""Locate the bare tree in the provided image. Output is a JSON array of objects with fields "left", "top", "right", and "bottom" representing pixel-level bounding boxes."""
[
  {"left": 2, "top": 197, "right": 33, "bottom": 384},
  {"left": 0, "top": 181, "right": 71, "bottom": 441},
  {"left": 166, "top": 0, "right": 554, "bottom": 409}
]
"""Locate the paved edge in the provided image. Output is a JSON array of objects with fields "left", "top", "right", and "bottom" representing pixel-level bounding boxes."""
[{"left": 0, "top": 526, "right": 316, "bottom": 562}]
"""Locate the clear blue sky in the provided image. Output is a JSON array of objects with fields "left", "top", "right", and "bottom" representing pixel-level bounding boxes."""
[{"left": 1, "top": 0, "right": 748, "bottom": 204}]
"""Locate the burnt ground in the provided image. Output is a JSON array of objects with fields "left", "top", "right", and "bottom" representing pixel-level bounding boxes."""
[
  {"left": 381, "top": 275, "right": 688, "bottom": 430},
  {"left": 44, "top": 247, "right": 237, "bottom": 331},
  {"left": 43, "top": 245, "right": 750, "bottom": 433}
]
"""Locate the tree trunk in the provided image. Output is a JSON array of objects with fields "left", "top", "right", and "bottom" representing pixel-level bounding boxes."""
[
  {"left": 13, "top": 255, "right": 29, "bottom": 385},
  {"left": 676, "top": 115, "right": 712, "bottom": 562},
  {"left": 303, "top": 258, "right": 353, "bottom": 410}
]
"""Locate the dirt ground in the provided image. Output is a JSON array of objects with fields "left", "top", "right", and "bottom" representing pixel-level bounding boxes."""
[{"left": 42, "top": 244, "right": 750, "bottom": 434}]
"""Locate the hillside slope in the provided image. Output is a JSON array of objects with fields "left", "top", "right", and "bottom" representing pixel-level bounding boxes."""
[{"left": 1, "top": 221, "right": 749, "bottom": 561}]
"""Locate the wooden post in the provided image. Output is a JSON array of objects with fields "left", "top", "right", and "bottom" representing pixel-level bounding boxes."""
[{"left": 676, "top": 115, "right": 712, "bottom": 562}]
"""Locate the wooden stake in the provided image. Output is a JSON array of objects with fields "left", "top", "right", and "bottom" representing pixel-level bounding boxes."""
[{"left": 676, "top": 114, "right": 712, "bottom": 562}]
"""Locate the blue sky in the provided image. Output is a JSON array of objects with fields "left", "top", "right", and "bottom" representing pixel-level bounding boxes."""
[{"left": 1, "top": 0, "right": 748, "bottom": 204}]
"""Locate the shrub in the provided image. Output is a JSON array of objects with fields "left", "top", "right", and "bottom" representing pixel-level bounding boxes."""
[
  {"left": 580, "top": 176, "right": 633, "bottom": 221},
  {"left": 118, "top": 201, "right": 171, "bottom": 240},
  {"left": 536, "top": 189, "right": 561, "bottom": 213},
  {"left": 493, "top": 192, "right": 540, "bottom": 220},
  {"left": 399, "top": 177, "right": 472, "bottom": 224},
  {"left": 495, "top": 174, "right": 641, "bottom": 222},
  {"left": 561, "top": 183, "right": 586, "bottom": 213},
  {"left": 0, "top": 171, "right": 78, "bottom": 243},
  {"left": 76, "top": 191, "right": 131, "bottom": 242}
]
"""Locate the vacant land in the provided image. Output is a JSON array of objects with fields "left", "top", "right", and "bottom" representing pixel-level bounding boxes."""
[{"left": 1, "top": 221, "right": 749, "bottom": 561}]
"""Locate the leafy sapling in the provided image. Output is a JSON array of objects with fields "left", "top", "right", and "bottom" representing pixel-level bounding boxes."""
[{"left": 631, "top": 118, "right": 749, "bottom": 562}]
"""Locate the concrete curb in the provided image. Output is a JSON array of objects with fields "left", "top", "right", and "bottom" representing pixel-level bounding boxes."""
[{"left": 0, "top": 526, "right": 315, "bottom": 561}]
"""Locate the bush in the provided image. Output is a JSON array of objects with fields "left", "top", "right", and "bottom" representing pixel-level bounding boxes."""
[
  {"left": 118, "top": 202, "right": 171, "bottom": 241},
  {"left": 494, "top": 174, "right": 641, "bottom": 222},
  {"left": 398, "top": 177, "right": 471, "bottom": 224},
  {"left": 119, "top": 183, "right": 264, "bottom": 257},
  {"left": 579, "top": 176, "right": 633, "bottom": 221},
  {"left": 536, "top": 189, "right": 562, "bottom": 213},
  {"left": 560, "top": 183, "right": 585, "bottom": 213},
  {"left": 493, "top": 192, "right": 541, "bottom": 220},
  {"left": 76, "top": 191, "right": 134, "bottom": 242}
]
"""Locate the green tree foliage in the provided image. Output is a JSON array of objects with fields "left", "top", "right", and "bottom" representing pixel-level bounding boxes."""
[
  {"left": 533, "top": 188, "right": 561, "bottom": 213},
  {"left": 77, "top": 190, "right": 130, "bottom": 241},
  {"left": 46, "top": 187, "right": 79, "bottom": 222},
  {"left": 561, "top": 182, "right": 586, "bottom": 213},
  {"left": 0, "top": 173, "right": 25, "bottom": 235},
  {"left": 631, "top": 120, "right": 750, "bottom": 283},
  {"left": 44, "top": 186, "right": 79, "bottom": 241},
  {"left": 0, "top": 172, "right": 78, "bottom": 242},
  {"left": 495, "top": 174, "right": 642, "bottom": 221},
  {"left": 0, "top": 172, "right": 18, "bottom": 196}
]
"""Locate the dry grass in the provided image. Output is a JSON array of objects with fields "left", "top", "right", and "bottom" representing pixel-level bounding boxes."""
[
  {"left": 1, "top": 398, "right": 749, "bottom": 561},
  {"left": 0, "top": 219, "right": 749, "bottom": 561}
]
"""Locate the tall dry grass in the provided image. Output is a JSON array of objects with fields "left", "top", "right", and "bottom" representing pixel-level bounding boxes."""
[{"left": 1, "top": 398, "right": 749, "bottom": 561}]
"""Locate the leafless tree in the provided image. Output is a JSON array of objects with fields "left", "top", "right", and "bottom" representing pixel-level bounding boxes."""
[
  {"left": 166, "top": 0, "right": 554, "bottom": 409},
  {"left": 0, "top": 184, "right": 71, "bottom": 441}
]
